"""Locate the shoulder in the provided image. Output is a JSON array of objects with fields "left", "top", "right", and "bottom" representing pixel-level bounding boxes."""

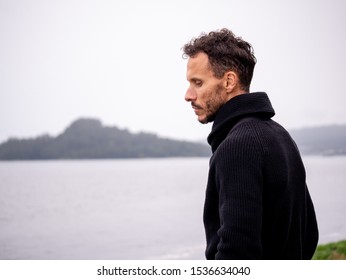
[
  {"left": 212, "top": 118, "right": 267, "bottom": 165},
  {"left": 224, "top": 117, "right": 267, "bottom": 149},
  {"left": 229, "top": 116, "right": 294, "bottom": 147}
]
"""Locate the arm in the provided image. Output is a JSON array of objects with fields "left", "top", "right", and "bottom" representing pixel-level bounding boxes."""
[{"left": 214, "top": 124, "right": 264, "bottom": 259}]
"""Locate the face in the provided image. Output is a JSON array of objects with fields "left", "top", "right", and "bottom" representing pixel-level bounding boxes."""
[{"left": 185, "top": 52, "right": 228, "bottom": 124}]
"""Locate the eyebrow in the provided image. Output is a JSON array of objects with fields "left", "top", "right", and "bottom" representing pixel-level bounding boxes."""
[{"left": 187, "top": 75, "right": 202, "bottom": 82}]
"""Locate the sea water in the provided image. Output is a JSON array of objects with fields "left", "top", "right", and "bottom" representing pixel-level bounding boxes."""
[{"left": 0, "top": 156, "right": 345, "bottom": 259}]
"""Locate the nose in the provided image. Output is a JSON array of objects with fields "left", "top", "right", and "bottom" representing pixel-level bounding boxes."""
[{"left": 185, "top": 86, "right": 196, "bottom": 102}]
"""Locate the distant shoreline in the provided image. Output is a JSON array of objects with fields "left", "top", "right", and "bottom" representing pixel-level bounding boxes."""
[
  {"left": 1, "top": 118, "right": 345, "bottom": 160},
  {"left": 0, "top": 118, "right": 211, "bottom": 160}
]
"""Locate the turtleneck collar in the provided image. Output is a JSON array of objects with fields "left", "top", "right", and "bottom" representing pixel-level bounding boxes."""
[{"left": 207, "top": 92, "right": 275, "bottom": 152}]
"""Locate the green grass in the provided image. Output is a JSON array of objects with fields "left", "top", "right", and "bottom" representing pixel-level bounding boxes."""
[{"left": 312, "top": 240, "right": 346, "bottom": 260}]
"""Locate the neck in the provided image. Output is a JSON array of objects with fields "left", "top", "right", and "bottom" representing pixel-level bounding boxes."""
[{"left": 226, "top": 88, "right": 248, "bottom": 103}]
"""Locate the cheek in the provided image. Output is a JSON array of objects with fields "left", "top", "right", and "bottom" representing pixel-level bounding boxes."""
[
  {"left": 205, "top": 86, "right": 225, "bottom": 113},
  {"left": 198, "top": 87, "right": 213, "bottom": 105}
]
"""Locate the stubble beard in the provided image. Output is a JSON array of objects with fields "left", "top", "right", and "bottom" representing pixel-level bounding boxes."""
[{"left": 198, "top": 84, "right": 225, "bottom": 124}]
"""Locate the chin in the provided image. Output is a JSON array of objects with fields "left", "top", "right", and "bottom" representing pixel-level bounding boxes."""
[
  {"left": 198, "top": 113, "right": 216, "bottom": 124},
  {"left": 198, "top": 115, "right": 212, "bottom": 124}
]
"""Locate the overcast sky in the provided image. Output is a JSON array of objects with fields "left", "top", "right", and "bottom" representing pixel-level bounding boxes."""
[{"left": 1, "top": 0, "right": 345, "bottom": 143}]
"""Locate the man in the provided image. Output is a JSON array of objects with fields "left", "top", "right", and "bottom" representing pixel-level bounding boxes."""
[{"left": 183, "top": 28, "right": 319, "bottom": 259}]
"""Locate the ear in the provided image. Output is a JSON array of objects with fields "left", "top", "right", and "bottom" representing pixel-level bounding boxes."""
[{"left": 224, "top": 71, "right": 238, "bottom": 93}]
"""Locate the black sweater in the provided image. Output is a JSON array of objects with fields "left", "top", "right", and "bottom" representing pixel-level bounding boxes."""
[{"left": 204, "top": 92, "right": 319, "bottom": 259}]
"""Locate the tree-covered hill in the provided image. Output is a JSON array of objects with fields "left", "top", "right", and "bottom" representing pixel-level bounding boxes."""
[
  {"left": 289, "top": 124, "right": 346, "bottom": 155},
  {"left": 0, "top": 118, "right": 211, "bottom": 160},
  {"left": 1, "top": 119, "right": 345, "bottom": 160}
]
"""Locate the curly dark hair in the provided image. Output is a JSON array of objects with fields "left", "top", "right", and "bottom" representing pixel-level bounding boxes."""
[{"left": 182, "top": 28, "right": 256, "bottom": 92}]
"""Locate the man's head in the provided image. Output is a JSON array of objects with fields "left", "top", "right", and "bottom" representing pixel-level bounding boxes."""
[{"left": 183, "top": 28, "right": 256, "bottom": 124}]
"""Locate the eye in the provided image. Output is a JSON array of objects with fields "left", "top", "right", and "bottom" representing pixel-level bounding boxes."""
[{"left": 194, "top": 80, "right": 203, "bottom": 87}]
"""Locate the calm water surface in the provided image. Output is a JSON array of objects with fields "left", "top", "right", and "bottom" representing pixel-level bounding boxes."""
[{"left": 0, "top": 156, "right": 345, "bottom": 259}]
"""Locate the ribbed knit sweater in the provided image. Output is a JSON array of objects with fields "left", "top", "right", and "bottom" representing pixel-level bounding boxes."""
[{"left": 204, "top": 92, "right": 319, "bottom": 260}]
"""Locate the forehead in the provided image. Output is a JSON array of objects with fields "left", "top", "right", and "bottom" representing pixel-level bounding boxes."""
[{"left": 186, "top": 52, "right": 213, "bottom": 79}]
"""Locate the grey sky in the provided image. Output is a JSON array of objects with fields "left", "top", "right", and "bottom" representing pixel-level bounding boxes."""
[{"left": 1, "top": 0, "right": 345, "bottom": 143}]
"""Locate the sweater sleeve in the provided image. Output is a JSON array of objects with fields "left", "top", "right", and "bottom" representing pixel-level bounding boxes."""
[{"left": 214, "top": 122, "right": 264, "bottom": 259}]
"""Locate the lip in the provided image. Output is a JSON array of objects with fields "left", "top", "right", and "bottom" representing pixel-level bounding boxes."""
[
  {"left": 192, "top": 107, "right": 203, "bottom": 116},
  {"left": 192, "top": 105, "right": 200, "bottom": 114},
  {"left": 191, "top": 103, "right": 202, "bottom": 110}
]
